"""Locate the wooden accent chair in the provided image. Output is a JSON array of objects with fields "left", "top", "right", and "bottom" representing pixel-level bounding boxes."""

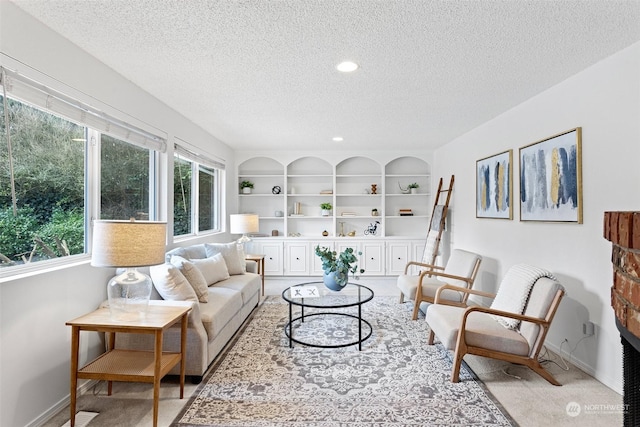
[
  {"left": 426, "top": 264, "right": 565, "bottom": 385},
  {"left": 397, "top": 249, "right": 482, "bottom": 320}
]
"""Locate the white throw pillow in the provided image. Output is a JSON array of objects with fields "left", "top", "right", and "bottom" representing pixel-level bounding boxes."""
[
  {"left": 149, "top": 264, "right": 198, "bottom": 302},
  {"left": 170, "top": 255, "right": 209, "bottom": 303},
  {"left": 204, "top": 242, "right": 246, "bottom": 275},
  {"left": 190, "top": 253, "right": 230, "bottom": 285}
]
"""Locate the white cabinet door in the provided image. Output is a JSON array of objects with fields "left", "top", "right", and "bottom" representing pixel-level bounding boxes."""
[
  {"left": 361, "top": 242, "right": 384, "bottom": 276},
  {"left": 285, "top": 242, "right": 309, "bottom": 275},
  {"left": 387, "top": 241, "right": 411, "bottom": 275},
  {"left": 256, "top": 241, "right": 284, "bottom": 276}
]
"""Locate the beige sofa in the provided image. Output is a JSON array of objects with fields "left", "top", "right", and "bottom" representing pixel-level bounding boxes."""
[{"left": 110, "top": 242, "right": 261, "bottom": 382}]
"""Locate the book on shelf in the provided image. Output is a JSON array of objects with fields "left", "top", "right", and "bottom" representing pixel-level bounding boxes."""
[
  {"left": 398, "top": 208, "right": 414, "bottom": 216},
  {"left": 319, "top": 190, "right": 333, "bottom": 194},
  {"left": 341, "top": 212, "right": 357, "bottom": 216}
]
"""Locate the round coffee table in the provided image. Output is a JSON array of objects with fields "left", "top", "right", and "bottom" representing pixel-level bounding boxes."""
[{"left": 282, "top": 282, "right": 374, "bottom": 350}]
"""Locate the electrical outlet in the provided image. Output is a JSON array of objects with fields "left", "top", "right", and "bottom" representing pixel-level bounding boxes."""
[{"left": 583, "top": 321, "right": 595, "bottom": 336}]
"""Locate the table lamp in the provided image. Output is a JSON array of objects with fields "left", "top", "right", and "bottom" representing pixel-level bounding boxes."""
[
  {"left": 229, "top": 214, "right": 259, "bottom": 244},
  {"left": 91, "top": 219, "right": 167, "bottom": 320}
]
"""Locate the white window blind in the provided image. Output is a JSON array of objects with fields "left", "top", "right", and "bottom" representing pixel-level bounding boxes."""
[
  {"left": 0, "top": 67, "right": 167, "bottom": 152},
  {"left": 174, "top": 142, "right": 226, "bottom": 170}
]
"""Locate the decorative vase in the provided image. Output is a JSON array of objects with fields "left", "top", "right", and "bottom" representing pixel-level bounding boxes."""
[
  {"left": 322, "top": 209, "right": 331, "bottom": 217},
  {"left": 323, "top": 271, "right": 348, "bottom": 291},
  {"left": 242, "top": 187, "right": 251, "bottom": 194},
  {"left": 410, "top": 188, "right": 417, "bottom": 194}
]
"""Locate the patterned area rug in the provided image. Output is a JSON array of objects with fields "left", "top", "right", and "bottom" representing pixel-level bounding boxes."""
[{"left": 172, "top": 296, "right": 514, "bottom": 426}]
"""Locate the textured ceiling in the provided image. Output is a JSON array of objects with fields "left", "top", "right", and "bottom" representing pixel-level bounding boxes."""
[{"left": 10, "top": 0, "right": 640, "bottom": 152}]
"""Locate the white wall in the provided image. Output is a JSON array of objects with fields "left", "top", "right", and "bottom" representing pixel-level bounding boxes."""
[
  {"left": 0, "top": 3, "right": 237, "bottom": 426},
  {"left": 433, "top": 41, "right": 640, "bottom": 393}
]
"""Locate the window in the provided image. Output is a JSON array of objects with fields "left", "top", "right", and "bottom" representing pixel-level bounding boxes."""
[
  {"left": 0, "top": 95, "right": 86, "bottom": 265},
  {"left": 173, "top": 155, "right": 192, "bottom": 236},
  {"left": 198, "top": 165, "right": 218, "bottom": 232},
  {"left": 101, "top": 134, "right": 152, "bottom": 220},
  {"left": 173, "top": 143, "right": 223, "bottom": 237},
  {"left": 0, "top": 67, "right": 166, "bottom": 271}
]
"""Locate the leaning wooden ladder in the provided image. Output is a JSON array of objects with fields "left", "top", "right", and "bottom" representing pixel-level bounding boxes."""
[{"left": 422, "top": 175, "right": 454, "bottom": 266}]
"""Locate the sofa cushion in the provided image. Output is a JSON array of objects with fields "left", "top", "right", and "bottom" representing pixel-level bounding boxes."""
[
  {"left": 149, "top": 263, "right": 198, "bottom": 302},
  {"left": 170, "top": 255, "right": 209, "bottom": 303},
  {"left": 199, "top": 287, "right": 244, "bottom": 340},
  {"left": 205, "top": 242, "right": 246, "bottom": 275},
  {"left": 214, "top": 272, "right": 261, "bottom": 304},
  {"left": 165, "top": 244, "right": 207, "bottom": 262},
  {"left": 189, "top": 253, "right": 231, "bottom": 285}
]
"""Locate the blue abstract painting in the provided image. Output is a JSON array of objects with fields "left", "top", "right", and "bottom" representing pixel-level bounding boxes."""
[
  {"left": 476, "top": 150, "right": 512, "bottom": 219},
  {"left": 519, "top": 128, "right": 582, "bottom": 222}
]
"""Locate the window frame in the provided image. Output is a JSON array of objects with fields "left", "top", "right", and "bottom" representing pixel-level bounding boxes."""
[
  {"left": 172, "top": 149, "right": 223, "bottom": 238},
  {"left": 0, "top": 66, "right": 169, "bottom": 278}
]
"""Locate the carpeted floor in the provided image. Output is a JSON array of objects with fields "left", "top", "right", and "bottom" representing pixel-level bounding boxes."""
[
  {"left": 171, "top": 296, "right": 514, "bottom": 426},
  {"left": 43, "top": 287, "right": 622, "bottom": 427}
]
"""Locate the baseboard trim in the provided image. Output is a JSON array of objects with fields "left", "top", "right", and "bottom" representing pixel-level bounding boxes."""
[
  {"left": 545, "top": 342, "right": 622, "bottom": 395},
  {"left": 28, "top": 380, "right": 99, "bottom": 427}
]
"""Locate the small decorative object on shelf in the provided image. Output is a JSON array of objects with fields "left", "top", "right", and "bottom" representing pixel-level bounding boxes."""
[
  {"left": 398, "top": 181, "right": 419, "bottom": 194},
  {"left": 240, "top": 180, "right": 254, "bottom": 194},
  {"left": 272, "top": 185, "right": 281, "bottom": 194},
  {"left": 322, "top": 230, "right": 329, "bottom": 237},
  {"left": 314, "top": 246, "right": 364, "bottom": 291},
  {"left": 371, "top": 208, "right": 379, "bottom": 216},
  {"left": 320, "top": 202, "right": 332, "bottom": 216},
  {"left": 371, "top": 184, "right": 377, "bottom": 194},
  {"left": 408, "top": 182, "right": 419, "bottom": 194},
  {"left": 365, "top": 221, "right": 380, "bottom": 236}
]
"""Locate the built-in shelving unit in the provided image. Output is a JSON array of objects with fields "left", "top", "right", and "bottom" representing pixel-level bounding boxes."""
[
  {"left": 238, "top": 154, "right": 431, "bottom": 276},
  {"left": 238, "top": 154, "right": 430, "bottom": 239}
]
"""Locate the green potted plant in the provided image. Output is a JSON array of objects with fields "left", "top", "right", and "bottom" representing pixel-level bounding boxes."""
[
  {"left": 408, "top": 182, "right": 419, "bottom": 194},
  {"left": 240, "top": 180, "right": 254, "bottom": 194},
  {"left": 320, "top": 202, "right": 332, "bottom": 216},
  {"left": 314, "top": 245, "right": 364, "bottom": 291}
]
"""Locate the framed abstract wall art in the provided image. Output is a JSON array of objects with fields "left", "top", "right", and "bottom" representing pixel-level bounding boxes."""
[
  {"left": 519, "top": 128, "right": 582, "bottom": 223},
  {"left": 476, "top": 150, "right": 512, "bottom": 219}
]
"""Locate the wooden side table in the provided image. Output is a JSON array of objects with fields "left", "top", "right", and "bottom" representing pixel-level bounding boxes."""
[
  {"left": 66, "top": 304, "right": 190, "bottom": 427},
  {"left": 246, "top": 253, "right": 266, "bottom": 295}
]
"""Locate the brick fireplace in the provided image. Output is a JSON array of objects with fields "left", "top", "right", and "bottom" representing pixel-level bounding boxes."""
[{"left": 604, "top": 211, "right": 640, "bottom": 426}]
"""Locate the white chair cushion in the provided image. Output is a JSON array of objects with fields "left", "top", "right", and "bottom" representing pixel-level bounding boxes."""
[
  {"left": 397, "top": 275, "right": 464, "bottom": 302},
  {"left": 426, "top": 305, "right": 530, "bottom": 356},
  {"left": 442, "top": 249, "right": 481, "bottom": 288}
]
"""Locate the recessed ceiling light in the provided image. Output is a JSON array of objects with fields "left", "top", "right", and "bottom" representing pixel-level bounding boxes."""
[
  {"left": 332, "top": 136, "right": 344, "bottom": 142},
  {"left": 336, "top": 61, "right": 358, "bottom": 73}
]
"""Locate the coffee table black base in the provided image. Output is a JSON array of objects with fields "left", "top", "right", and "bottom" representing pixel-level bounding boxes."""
[{"left": 285, "top": 312, "right": 373, "bottom": 350}]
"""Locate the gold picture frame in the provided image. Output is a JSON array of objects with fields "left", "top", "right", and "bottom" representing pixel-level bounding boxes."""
[{"left": 519, "top": 128, "right": 583, "bottom": 223}]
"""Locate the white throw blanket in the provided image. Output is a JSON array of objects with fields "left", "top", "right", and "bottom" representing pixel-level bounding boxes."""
[{"left": 490, "top": 264, "right": 557, "bottom": 329}]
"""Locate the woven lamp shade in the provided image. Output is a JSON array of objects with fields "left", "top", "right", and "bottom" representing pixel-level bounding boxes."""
[{"left": 91, "top": 220, "right": 167, "bottom": 268}]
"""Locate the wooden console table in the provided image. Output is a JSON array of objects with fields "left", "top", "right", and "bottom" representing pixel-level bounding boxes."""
[{"left": 66, "top": 304, "right": 190, "bottom": 427}]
